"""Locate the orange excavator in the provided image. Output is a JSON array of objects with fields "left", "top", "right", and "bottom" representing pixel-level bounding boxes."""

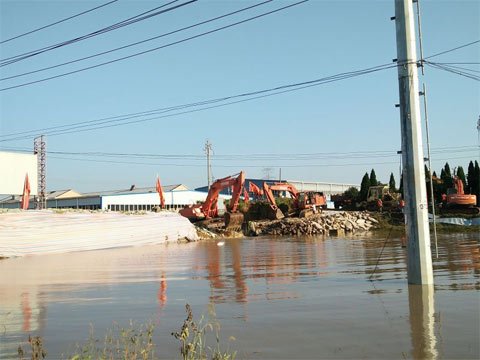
[
  {"left": 263, "top": 182, "right": 327, "bottom": 219},
  {"left": 179, "top": 171, "right": 246, "bottom": 230},
  {"left": 441, "top": 176, "right": 479, "bottom": 215}
]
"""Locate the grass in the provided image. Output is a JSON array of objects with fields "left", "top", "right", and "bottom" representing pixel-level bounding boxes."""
[
  {"left": 16, "top": 304, "right": 236, "bottom": 360},
  {"left": 171, "top": 304, "right": 236, "bottom": 360}
]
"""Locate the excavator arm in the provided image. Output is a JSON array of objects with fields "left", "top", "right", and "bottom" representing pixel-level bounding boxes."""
[
  {"left": 262, "top": 182, "right": 297, "bottom": 219},
  {"left": 201, "top": 171, "right": 246, "bottom": 218},
  {"left": 180, "top": 171, "right": 247, "bottom": 230}
]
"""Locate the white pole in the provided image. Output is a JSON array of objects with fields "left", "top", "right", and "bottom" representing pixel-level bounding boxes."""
[{"left": 394, "top": 0, "right": 433, "bottom": 284}]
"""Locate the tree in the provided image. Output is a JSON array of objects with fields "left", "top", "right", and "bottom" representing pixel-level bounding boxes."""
[
  {"left": 444, "top": 162, "right": 452, "bottom": 177},
  {"left": 474, "top": 161, "right": 480, "bottom": 205},
  {"left": 369, "top": 169, "right": 378, "bottom": 187},
  {"left": 398, "top": 172, "right": 404, "bottom": 197},
  {"left": 432, "top": 171, "right": 437, "bottom": 178},
  {"left": 441, "top": 163, "right": 453, "bottom": 191},
  {"left": 389, "top": 173, "right": 396, "bottom": 192},
  {"left": 360, "top": 173, "right": 370, "bottom": 201},
  {"left": 467, "top": 160, "right": 475, "bottom": 194},
  {"left": 344, "top": 186, "right": 359, "bottom": 201},
  {"left": 456, "top": 166, "right": 466, "bottom": 190}
]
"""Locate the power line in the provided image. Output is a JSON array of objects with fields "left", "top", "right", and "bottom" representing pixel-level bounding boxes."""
[
  {"left": 0, "top": 62, "right": 399, "bottom": 142},
  {"left": 0, "top": 0, "right": 119, "bottom": 45},
  {"left": 425, "top": 61, "right": 480, "bottom": 81},
  {"left": 0, "top": 41, "right": 476, "bottom": 141},
  {"left": 0, "top": 0, "right": 308, "bottom": 92},
  {"left": 432, "top": 62, "right": 480, "bottom": 65},
  {"left": 2, "top": 145, "right": 477, "bottom": 161},
  {"left": 45, "top": 154, "right": 478, "bottom": 169},
  {"left": 430, "top": 63, "right": 480, "bottom": 74},
  {"left": 0, "top": 0, "right": 274, "bottom": 82},
  {"left": 424, "top": 39, "right": 480, "bottom": 60},
  {"left": 0, "top": 0, "right": 195, "bottom": 66}
]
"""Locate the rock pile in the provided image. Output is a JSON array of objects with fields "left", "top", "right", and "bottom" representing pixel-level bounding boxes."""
[{"left": 246, "top": 211, "right": 379, "bottom": 236}]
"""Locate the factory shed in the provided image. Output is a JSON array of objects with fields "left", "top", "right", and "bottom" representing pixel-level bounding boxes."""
[
  {"left": 0, "top": 184, "right": 230, "bottom": 212},
  {"left": 196, "top": 178, "right": 359, "bottom": 197}
]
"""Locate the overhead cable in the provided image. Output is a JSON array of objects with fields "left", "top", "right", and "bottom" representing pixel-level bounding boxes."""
[
  {"left": 0, "top": 0, "right": 195, "bottom": 66},
  {"left": 0, "top": 62, "right": 398, "bottom": 142},
  {"left": 0, "top": 0, "right": 274, "bottom": 82},
  {"left": 0, "top": 0, "right": 119, "bottom": 44},
  {"left": 424, "top": 39, "right": 480, "bottom": 60},
  {"left": 425, "top": 61, "right": 480, "bottom": 81},
  {"left": 0, "top": 0, "right": 308, "bottom": 92},
  {"left": 45, "top": 154, "right": 478, "bottom": 169}
]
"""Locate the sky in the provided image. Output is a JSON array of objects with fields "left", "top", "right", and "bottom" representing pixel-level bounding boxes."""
[{"left": 0, "top": 0, "right": 479, "bottom": 193}]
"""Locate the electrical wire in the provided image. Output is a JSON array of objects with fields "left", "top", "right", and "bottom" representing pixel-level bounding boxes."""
[
  {"left": 0, "top": 0, "right": 308, "bottom": 92},
  {"left": 424, "top": 39, "right": 480, "bottom": 60},
  {"left": 41, "top": 154, "right": 478, "bottom": 169},
  {"left": 0, "top": 0, "right": 195, "bottom": 66},
  {"left": 432, "top": 63, "right": 480, "bottom": 74},
  {"left": 0, "top": 62, "right": 399, "bottom": 142},
  {"left": 0, "top": 0, "right": 119, "bottom": 45},
  {"left": 2, "top": 145, "right": 477, "bottom": 161},
  {"left": 425, "top": 61, "right": 480, "bottom": 81},
  {"left": 0, "top": 0, "right": 274, "bottom": 82}
]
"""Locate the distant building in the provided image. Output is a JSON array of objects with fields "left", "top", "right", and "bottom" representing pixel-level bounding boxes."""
[
  {"left": 0, "top": 184, "right": 230, "bottom": 212},
  {"left": 196, "top": 178, "right": 359, "bottom": 197}
]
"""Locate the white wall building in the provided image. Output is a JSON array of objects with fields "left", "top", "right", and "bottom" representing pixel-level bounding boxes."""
[
  {"left": 285, "top": 180, "right": 359, "bottom": 196},
  {"left": 0, "top": 184, "right": 231, "bottom": 212}
]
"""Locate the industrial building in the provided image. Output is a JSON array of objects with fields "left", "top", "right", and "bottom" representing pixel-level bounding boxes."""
[
  {"left": 195, "top": 178, "right": 359, "bottom": 197},
  {"left": 0, "top": 184, "right": 230, "bottom": 212}
]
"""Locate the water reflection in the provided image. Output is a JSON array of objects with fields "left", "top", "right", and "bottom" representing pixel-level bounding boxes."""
[
  {"left": 0, "top": 233, "right": 478, "bottom": 359},
  {"left": 408, "top": 284, "right": 438, "bottom": 360},
  {"left": 200, "top": 238, "right": 330, "bottom": 304}
]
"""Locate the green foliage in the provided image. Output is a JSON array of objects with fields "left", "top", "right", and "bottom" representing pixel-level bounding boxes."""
[
  {"left": 398, "top": 172, "right": 403, "bottom": 197},
  {"left": 360, "top": 172, "right": 370, "bottom": 201},
  {"left": 17, "top": 336, "right": 47, "bottom": 360},
  {"left": 467, "top": 161, "right": 475, "bottom": 194},
  {"left": 369, "top": 169, "right": 378, "bottom": 187},
  {"left": 172, "top": 304, "right": 236, "bottom": 360},
  {"left": 475, "top": 161, "right": 480, "bottom": 205},
  {"left": 69, "top": 321, "right": 155, "bottom": 360},
  {"left": 456, "top": 166, "right": 466, "bottom": 190},
  {"left": 344, "top": 186, "right": 359, "bottom": 201},
  {"left": 444, "top": 162, "right": 452, "bottom": 177},
  {"left": 21, "top": 304, "right": 237, "bottom": 360},
  {"left": 244, "top": 201, "right": 271, "bottom": 221},
  {"left": 388, "top": 173, "right": 396, "bottom": 192}
]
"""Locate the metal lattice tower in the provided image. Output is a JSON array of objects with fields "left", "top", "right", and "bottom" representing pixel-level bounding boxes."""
[
  {"left": 34, "top": 135, "right": 46, "bottom": 209},
  {"left": 204, "top": 140, "right": 213, "bottom": 189}
]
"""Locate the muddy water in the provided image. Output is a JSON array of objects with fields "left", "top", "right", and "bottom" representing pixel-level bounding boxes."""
[{"left": 1, "top": 232, "right": 478, "bottom": 359}]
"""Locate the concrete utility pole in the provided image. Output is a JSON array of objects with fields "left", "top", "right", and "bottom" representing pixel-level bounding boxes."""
[
  {"left": 394, "top": 0, "right": 433, "bottom": 284},
  {"left": 204, "top": 140, "right": 212, "bottom": 189}
]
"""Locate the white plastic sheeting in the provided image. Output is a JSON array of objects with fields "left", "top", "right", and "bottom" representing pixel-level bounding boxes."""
[
  {"left": 0, "top": 210, "right": 198, "bottom": 257},
  {"left": 432, "top": 216, "right": 480, "bottom": 227}
]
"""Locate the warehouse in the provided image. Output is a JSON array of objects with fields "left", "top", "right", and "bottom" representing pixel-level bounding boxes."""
[
  {"left": 0, "top": 184, "right": 230, "bottom": 212},
  {"left": 195, "top": 178, "right": 358, "bottom": 196}
]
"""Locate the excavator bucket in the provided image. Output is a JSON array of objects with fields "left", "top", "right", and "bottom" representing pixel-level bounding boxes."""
[
  {"left": 224, "top": 212, "right": 244, "bottom": 231},
  {"left": 268, "top": 207, "right": 285, "bottom": 220}
]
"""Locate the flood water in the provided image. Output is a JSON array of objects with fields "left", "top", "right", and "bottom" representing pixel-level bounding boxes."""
[{"left": 1, "top": 232, "right": 479, "bottom": 359}]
